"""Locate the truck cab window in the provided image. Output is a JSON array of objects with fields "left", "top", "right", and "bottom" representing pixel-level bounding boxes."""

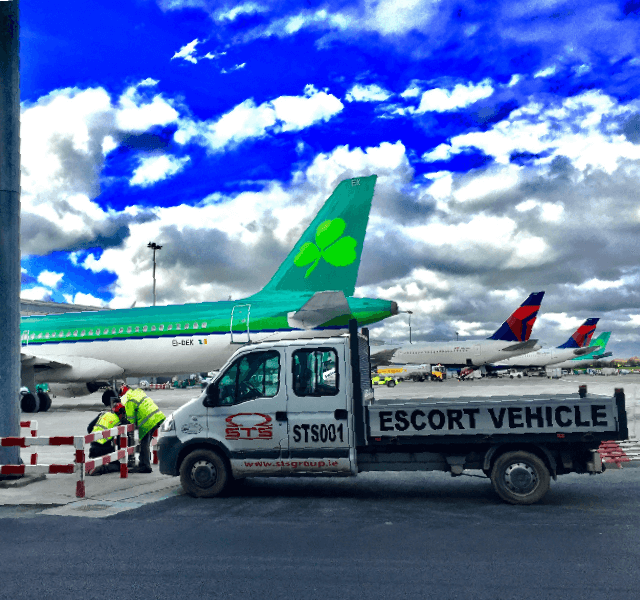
[
  {"left": 217, "top": 350, "right": 280, "bottom": 406},
  {"left": 292, "top": 349, "right": 338, "bottom": 397}
]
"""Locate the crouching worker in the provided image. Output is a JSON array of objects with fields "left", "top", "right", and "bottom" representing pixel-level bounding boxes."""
[
  {"left": 86, "top": 403, "right": 130, "bottom": 476},
  {"left": 118, "top": 385, "right": 165, "bottom": 474}
]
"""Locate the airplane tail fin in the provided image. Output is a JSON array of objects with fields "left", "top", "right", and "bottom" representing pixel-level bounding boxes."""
[
  {"left": 557, "top": 318, "right": 599, "bottom": 349},
  {"left": 587, "top": 331, "right": 611, "bottom": 355},
  {"left": 488, "top": 292, "right": 545, "bottom": 342},
  {"left": 252, "top": 175, "right": 377, "bottom": 298}
]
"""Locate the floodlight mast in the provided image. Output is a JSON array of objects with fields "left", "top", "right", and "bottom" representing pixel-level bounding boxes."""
[{"left": 147, "top": 242, "right": 163, "bottom": 307}]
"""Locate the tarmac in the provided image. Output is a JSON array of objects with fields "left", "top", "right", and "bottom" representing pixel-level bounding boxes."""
[{"left": 1, "top": 376, "right": 638, "bottom": 518}]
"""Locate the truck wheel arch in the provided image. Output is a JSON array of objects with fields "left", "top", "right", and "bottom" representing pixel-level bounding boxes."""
[
  {"left": 483, "top": 443, "right": 557, "bottom": 480},
  {"left": 176, "top": 439, "right": 232, "bottom": 475}
]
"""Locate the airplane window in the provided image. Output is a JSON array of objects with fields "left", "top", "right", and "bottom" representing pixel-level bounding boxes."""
[
  {"left": 118, "top": 327, "right": 123, "bottom": 334},
  {"left": 81, "top": 330, "right": 86, "bottom": 336},
  {"left": 30, "top": 333, "right": 35, "bottom": 340},
  {"left": 202, "top": 322, "right": 207, "bottom": 328},
  {"left": 127, "top": 327, "right": 132, "bottom": 333},
  {"left": 111, "top": 328, "right": 116, "bottom": 334},
  {"left": 66, "top": 332, "right": 71, "bottom": 337},
  {"left": 45, "top": 333, "right": 50, "bottom": 339},
  {"left": 135, "top": 326, "right": 139, "bottom": 333},
  {"left": 143, "top": 325, "right": 148, "bottom": 332},
  {"left": 95, "top": 329, "right": 100, "bottom": 335},
  {"left": 167, "top": 324, "right": 172, "bottom": 331},
  {"left": 159, "top": 324, "right": 164, "bottom": 331},
  {"left": 184, "top": 323, "right": 189, "bottom": 329},
  {"left": 193, "top": 322, "right": 198, "bottom": 329},
  {"left": 176, "top": 324, "right": 181, "bottom": 330},
  {"left": 37, "top": 333, "right": 42, "bottom": 339},
  {"left": 73, "top": 330, "right": 78, "bottom": 336},
  {"left": 89, "top": 330, "right": 93, "bottom": 336}
]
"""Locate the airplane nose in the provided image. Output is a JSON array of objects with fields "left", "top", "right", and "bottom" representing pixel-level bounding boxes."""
[{"left": 390, "top": 301, "right": 399, "bottom": 316}]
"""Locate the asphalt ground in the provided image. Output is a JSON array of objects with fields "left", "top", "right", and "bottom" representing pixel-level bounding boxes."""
[{"left": 1, "top": 374, "right": 638, "bottom": 519}]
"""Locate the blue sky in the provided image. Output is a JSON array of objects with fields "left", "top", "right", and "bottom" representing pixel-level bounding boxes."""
[{"left": 18, "top": 0, "right": 640, "bottom": 357}]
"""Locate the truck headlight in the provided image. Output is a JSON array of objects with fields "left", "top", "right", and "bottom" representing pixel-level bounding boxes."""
[{"left": 161, "top": 414, "right": 175, "bottom": 432}]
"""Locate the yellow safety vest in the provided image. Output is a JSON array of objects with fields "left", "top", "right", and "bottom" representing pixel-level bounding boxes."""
[
  {"left": 122, "top": 388, "right": 166, "bottom": 439},
  {"left": 91, "top": 411, "right": 121, "bottom": 445}
]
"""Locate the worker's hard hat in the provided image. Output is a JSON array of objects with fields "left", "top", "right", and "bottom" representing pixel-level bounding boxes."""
[{"left": 113, "top": 402, "right": 126, "bottom": 415}]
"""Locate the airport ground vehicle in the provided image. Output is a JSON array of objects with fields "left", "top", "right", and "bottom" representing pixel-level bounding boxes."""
[
  {"left": 372, "top": 374, "right": 398, "bottom": 387},
  {"left": 158, "top": 322, "right": 628, "bottom": 505}
]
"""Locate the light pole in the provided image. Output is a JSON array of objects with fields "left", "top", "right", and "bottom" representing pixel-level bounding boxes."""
[
  {"left": 147, "top": 242, "right": 162, "bottom": 306},
  {"left": 456, "top": 331, "right": 459, "bottom": 341},
  {"left": 402, "top": 310, "right": 413, "bottom": 344}
]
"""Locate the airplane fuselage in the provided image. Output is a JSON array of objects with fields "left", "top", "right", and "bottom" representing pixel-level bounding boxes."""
[
  {"left": 492, "top": 347, "right": 583, "bottom": 369},
  {"left": 21, "top": 294, "right": 396, "bottom": 382},
  {"left": 388, "top": 339, "right": 539, "bottom": 369}
]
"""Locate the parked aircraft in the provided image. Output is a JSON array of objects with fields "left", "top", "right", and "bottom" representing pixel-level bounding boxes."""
[
  {"left": 551, "top": 332, "right": 613, "bottom": 370},
  {"left": 20, "top": 175, "right": 398, "bottom": 412},
  {"left": 486, "top": 318, "right": 599, "bottom": 372},
  {"left": 370, "top": 292, "right": 545, "bottom": 370}
]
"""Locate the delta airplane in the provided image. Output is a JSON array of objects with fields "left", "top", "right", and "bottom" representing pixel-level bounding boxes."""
[
  {"left": 551, "top": 332, "right": 613, "bottom": 370},
  {"left": 486, "top": 318, "right": 599, "bottom": 372},
  {"left": 370, "top": 292, "right": 545, "bottom": 370},
  {"left": 20, "top": 175, "right": 398, "bottom": 412}
]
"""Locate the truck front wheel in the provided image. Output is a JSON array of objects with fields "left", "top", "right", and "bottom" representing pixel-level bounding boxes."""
[
  {"left": 490, "top": 451, "right": 550, "bottom": 505},
  {"left": 180, "top": 449, "right": 229, "bottom": 498}
]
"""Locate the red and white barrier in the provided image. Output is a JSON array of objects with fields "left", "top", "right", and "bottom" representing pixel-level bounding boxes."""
[
  {"left": 20, "top": 420, "right": 38, "bottom": 465},
  {"left": 0, "top": 423, "right": 135, "bottom": 498},
  {"left": 147, "top": 383, "right": 171, "bottom": 390},
  {"left": 598, "top": 439, "right": 640, "bottom": 468}
]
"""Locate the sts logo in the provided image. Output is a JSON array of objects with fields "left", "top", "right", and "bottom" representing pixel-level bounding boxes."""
[{"left": 225, "top": 413, "right": 273, "bottom": 440}]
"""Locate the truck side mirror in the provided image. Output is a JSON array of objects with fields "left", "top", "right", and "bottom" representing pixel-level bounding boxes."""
[{"left": 203, "top": 383, "right": 220, "bottom": 407}]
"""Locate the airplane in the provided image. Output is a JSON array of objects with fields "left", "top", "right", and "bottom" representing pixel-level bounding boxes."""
[
  {"left": 370, "top": 291, "right": 545, "bottom": 371},
  {"left": 551, "top": 332, "right": 613, "bottom": 370},
  {"left": 19, "top": 175, "right": 398, "bottom": 413},
  {"left": 485, "top": 318, "right": 600, "bottom": 373}
]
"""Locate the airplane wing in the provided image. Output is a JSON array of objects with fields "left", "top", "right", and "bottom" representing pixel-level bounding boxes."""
[
  {"left": 21, "top": 351, "right": 124, "bottom": 382},
  {"left": 287, "top": 291, "right": 352, "bottom": 330},
  {"left": 369, "top": 346, "right": 402, "bottom": 368},
  {"left": 501, "top": 339, "right": 539, "bottom": 352}
]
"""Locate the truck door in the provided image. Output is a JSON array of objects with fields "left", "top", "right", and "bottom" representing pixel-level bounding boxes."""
[
  {"left": 283, "top": 344, "right": 352, "bottom": 474},
  {"left": 230, "top": 304, "right": 251, "bottom": 344},
  {"left": 208, "top": 348, "right": 287, "bottom": 476}
]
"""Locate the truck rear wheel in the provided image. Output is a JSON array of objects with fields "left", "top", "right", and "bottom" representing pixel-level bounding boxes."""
[
  {"left": 386, "top": 380, "right": 396, "bottom": 387},
  {"left": 490, "top": 451, "right": 550, "bottom": 505},
  {"left": 180, "top": 449, "right": 229, "bottom": 498}
]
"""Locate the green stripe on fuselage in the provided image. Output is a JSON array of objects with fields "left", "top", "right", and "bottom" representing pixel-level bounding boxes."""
[{"left": 20, "top": 295, "right": 394, "bottom": 345}]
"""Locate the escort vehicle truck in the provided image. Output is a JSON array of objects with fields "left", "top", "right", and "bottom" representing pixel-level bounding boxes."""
[{"left": 158, "top": 322, "right": 628, "bottom": 505}]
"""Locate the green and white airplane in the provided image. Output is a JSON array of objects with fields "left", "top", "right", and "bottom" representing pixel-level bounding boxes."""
[
  {"left": 20, "top": 175, "right": 398, "bottom": 412},
  {"left": 552, "top": 332, "right": 612, "bottom": 370}
]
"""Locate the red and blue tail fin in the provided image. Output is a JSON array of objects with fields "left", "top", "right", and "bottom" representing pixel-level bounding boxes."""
[
  {"left": 488, "top": 292, "right": 545, "bottom": 342},
  {"left": 557, "top": 318, "right": 599, "bottom": 349}
]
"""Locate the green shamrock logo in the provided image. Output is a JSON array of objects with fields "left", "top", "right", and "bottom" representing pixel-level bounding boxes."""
[{"left": 294, "top": 218, "right": 357, "bottom": 277}]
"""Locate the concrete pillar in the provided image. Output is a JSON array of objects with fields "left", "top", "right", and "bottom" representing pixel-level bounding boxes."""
[{"left": 0, "top": 0, "right": 21, "bottom": 468}]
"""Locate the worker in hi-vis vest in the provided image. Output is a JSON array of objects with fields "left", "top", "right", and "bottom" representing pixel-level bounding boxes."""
[
  {"left": 86, "top": 402, "right": 130, "bottom": 476},
  {"left": 112, "top": 385, "right": 166, "bottom": 474}
]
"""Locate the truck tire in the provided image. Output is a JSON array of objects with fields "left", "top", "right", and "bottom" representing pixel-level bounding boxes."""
[
  {"left": 180, "top": 449, "right": 229, "bottom": 498},
  {"left": 490, "top": 451, "right": 550, "bottom": 505},
  {"left": 387, "top": 380, "right": 396, "bottom": 388}
]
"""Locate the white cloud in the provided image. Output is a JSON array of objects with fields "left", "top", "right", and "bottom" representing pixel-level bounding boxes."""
[
  {"left": 417, "top": 79, "right": 494, "bottom": 113},
  {"left": 215, "top": 3, "right": 266, "bottom": 22},
  {"left": 171, "top": 38, "right": 200, "bottom": 64},
  {"left": 129, "top": 154, "right": 191, "bottom": 187},
  {"left": 346, "top": 84, "right": 392, "bottom": 103},
  {"left": 515, "top": 199, "right": 565, "bottom": 222},
  {"left": 534, "top": 65, "right": 557, "bottom": 78},
  {"left": 116, "top": 81, "right": 179, "bottom": 132},
  {"left": 434, "top": 90, "right": 640, "bottom": 173},
  {"left": 21, "top": 287, "right": 52, "bottom": 301},
  {"left": 37, "top": 270, "right": 64, "bottom": 288},
  {"left": 175, "top": 85, "right": 343, "bottom": 151}
]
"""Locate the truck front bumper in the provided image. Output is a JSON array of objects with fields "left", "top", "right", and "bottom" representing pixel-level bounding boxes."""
[{"left": 158, "top": 435, "right": 182, "bottom": 476}]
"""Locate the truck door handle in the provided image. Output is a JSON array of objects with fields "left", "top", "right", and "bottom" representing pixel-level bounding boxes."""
[
  {"left": 334, "top": 409, "right": 348, "bottom": 420},
  {"left": 275, "top": 411, "right": 288, "bottom": 422}
]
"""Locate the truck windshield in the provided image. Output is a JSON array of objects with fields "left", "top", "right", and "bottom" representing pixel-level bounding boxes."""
[
  {"left": 217, "top": 350, "right": 280, "bottom": 405},
  {"left": 292, "top": 349, "right": 338, "bottom": 397}
]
